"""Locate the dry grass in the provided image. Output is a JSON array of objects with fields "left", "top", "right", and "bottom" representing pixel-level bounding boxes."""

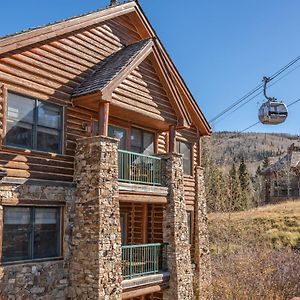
[
  {"left": 208, "top": 201, "right": 300, "bottom": 299},
  {"left": 209, "top": 201, "right": 300, "bottom": 251}
]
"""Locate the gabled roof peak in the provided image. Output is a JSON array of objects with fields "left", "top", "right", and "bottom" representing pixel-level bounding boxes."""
[{"left": 72, "top": 38, "right": 152, "bottom": 99}]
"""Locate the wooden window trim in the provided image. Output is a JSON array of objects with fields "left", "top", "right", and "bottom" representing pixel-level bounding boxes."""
[
  {"left": 176, "top": 138, "right": 193, "bottom": 177},
  {"left": 1, "top": 85, "right": 7, "bottom": 146},
  {"left": 120, "top": 212, "right": 128, "bottom": 245}
]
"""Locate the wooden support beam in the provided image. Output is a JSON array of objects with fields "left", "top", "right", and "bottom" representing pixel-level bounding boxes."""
[
  {"left": 122, "top": 284, "right": 164, "bottom": 299},
  {"left": 98, "top": 101, "right": 110, "bottom": 136},
  {"left": 197, "top": 137, "right": 202, "bottom": 167},
  {"left": 168, "top": 125, "right": 176, "bottom": 153}
]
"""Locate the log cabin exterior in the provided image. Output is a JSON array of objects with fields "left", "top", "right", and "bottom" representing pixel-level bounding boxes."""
[
  {"left": 262, "top": 143, "right": 300, "bottom": 203},
  {"left": 0, "top": 1, "right": 212, "bottom": 299}
]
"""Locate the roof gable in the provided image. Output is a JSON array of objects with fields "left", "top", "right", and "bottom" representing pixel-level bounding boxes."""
[
  {"left": 72, "top": 39, "right": 152, "bottom": 98},
  {"left": 0, "top": 0, "right": 211, "bottom": 135},
  {"left": 72, "top": 38, "right": 192, "bottom": 127}
]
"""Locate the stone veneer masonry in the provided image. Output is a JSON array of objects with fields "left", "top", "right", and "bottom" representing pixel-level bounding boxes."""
[
  {"left": 69, "top": 136, "right": 122, "bottom": 300},
  {"left": 0, "top": 140, "right": 212, "bottom": 300},
  {"left": 161, "top": 153, "right": 194, "bottom": 300},
  {"left": 193, "top": 167, "right": 212, "bottom": 300},
  {"left": 0, "top": 180, "right": 75, "bottom": 299}
]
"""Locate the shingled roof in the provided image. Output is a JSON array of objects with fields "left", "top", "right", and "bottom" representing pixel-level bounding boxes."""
[
  {"left": 262, "top": 149, "right": 300, "bottom": 175},
  {"left": 72, "top": 38, "right": 152, "bottom": 98}
]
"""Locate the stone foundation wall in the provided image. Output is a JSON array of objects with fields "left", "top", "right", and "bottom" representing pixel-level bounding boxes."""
[
  {"left": 69, "top": 136, "right": 122, "bottom": 300},
  {"left": 193, "top": 167, "right": 212, "bottom": 300},
  {"left": 0, "top": 180, "right": 75, "bottom": 299},
  {"left": 161, "top": 153, "right": 194, "bottom": 300}
]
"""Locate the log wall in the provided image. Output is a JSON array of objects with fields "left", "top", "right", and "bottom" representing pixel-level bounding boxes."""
[
  {"left": 0, "top": 14, "right": 201, "bottom": 209},
  {"left": 120, "top": 202, "right": 165, "bottom": 245},
  {"left": 0, "top": 15, "right": 140, "bottom": 182}
]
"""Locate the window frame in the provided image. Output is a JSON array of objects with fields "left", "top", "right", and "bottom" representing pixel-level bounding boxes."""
[
  {"left": 5, "top": 92, "right": 64, "bottom": 154},
  {"left": 130, "top": 126, "right": 155, "bottom": 155},
  {"left": 120, "top": 212, "right": 128, "bottom": 245},
  {"left": 176, "top": 139, "right": 193, "bottom": 176},
  {"left": 2, "top": 206, "right": 62, "bottom": 264}
]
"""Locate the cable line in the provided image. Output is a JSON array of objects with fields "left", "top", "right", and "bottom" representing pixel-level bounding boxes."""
[
  {"left": 210, "top": 55, "right": 300, "bottom": 123},
  {"left": 241, "top": 97, "right": 300, "bottom": 132},
  {"left": 212, "top": 63, "right": 300, "bottom": 126}
]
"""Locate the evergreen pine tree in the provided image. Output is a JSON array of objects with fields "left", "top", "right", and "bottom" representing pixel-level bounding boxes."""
[
  {"left": 256, "top": 165, "right": 261, "bottom": 176},
  {"left": 262, "top": 156, "right": 270, "bottom": 169},
  {"left": 228, "top": 163, "right": 243, "bottom": 211},
  {"left": 238, "top": 158, "right": 253, "bottom": 210}
]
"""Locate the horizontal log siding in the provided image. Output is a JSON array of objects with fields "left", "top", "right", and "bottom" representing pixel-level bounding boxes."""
[
  {"left": 120, "top": 202, "right": 164, "bottom": 245},
  {"left": 0, "top": 16, "right": 142, "bottom": 181},
  {"left": 112, "top": 59, "right": 177, "bottom": 124},
  {"left": 147, "top": 203, "right": 164, "bottom": 243},
  {"left": 157, "top": 132, "right": 167, "bottom": 154}
]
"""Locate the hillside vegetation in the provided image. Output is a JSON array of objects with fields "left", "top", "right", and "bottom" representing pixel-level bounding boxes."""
[
  {"left": 207, "top": 132, "right": 299, "bottom": 174},
  {"left": 208, "top": 201, "right": 300, "bottom": 299}
]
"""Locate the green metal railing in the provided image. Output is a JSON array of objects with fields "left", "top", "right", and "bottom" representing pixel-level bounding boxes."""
[
  {"left": 118, "top": 150, "right": 163, "bottom": 185},
  {"left": 121, "top": 243, "right": 168, "bottom": 279}
]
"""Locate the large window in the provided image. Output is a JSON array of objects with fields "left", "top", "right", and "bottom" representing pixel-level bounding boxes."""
[
  {"left": 6, "top": 93, "right": 63, "bottom": 153},
  {"left": 2, "top": 207, "right": 61, "bottom": 263},
  {"left": 131, "top": 127, "right": 154, "bottom": 155},
  {"left": 176, "top": 140, "right": 192, "bottom": 175}
]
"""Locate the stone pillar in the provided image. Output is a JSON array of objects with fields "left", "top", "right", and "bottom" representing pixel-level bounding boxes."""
[
  {"left": 69, "top": 136, "right": 122, "bottom": 300},
  {"left": 161, "top": 153, "right": 194, "bottom": 300},
  {"left": 193, "top": 167, "right": 212, "bottom": 300}
]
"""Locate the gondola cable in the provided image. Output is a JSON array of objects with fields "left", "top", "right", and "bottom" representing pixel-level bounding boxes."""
[
  {"left": 210, "top": 55, "right": 300, "bottom": 124},
  {"left": 211, "top": 63, "right": 300, "bottom": 126}
]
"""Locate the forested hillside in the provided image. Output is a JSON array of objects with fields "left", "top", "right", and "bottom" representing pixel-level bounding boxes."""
[{"left": 206, "top": 131, "right": 300, "bottom": 174}]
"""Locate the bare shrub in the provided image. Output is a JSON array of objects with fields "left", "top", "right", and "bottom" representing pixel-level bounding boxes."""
[{"left": 212, "top": 247, "right": 300, "bottom": 299}]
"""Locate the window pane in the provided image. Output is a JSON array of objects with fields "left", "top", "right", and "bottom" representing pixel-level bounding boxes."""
[
  {"left": 7, "top": 93, "right": 34, "bottom": 123},
  {"left": 37, "top": 127, "right": 60, "bottom": 153},
  {"left": 108, "top": 125, "right": 127, "bottom": 150},
  {"left": 131, "top": 128, "right": 142, "bottom": 153},
  {"left": 143, "top": 132, "right": 154, "bottom": 155},
  {"left": 6, "top": 121, "right": 33, "bottom": 149},
  {"left": 2, "top": 207, "right": 32, "bottom": 262},
  {"left": 38, "top": 102, "right": 61, "bottom": 129},
  {"left": 34, "top": 208, "right": 60, "bottom": 259},
  {"left": 177, "top": 141, "right": 192, "bottom": 175},
  {"left": 92, "top": 120, "right": 98, "bottom": 136}
]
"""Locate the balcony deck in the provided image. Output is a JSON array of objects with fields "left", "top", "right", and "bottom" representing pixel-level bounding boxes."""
[{"left": 118, "top": 150, "right": 164, "bottom": 186}]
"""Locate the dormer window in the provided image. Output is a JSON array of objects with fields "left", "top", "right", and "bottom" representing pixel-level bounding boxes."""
[{"left": 6, "top": 93, "right": 63, "bottom": 154}]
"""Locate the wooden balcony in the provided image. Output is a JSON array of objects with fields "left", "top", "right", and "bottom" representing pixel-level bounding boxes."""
[
  {"left": 121, "top": 243, "right": 168, "bottom": 280},
  {"left": 118, "top": 150, "right": 163, "bottom": 186}
]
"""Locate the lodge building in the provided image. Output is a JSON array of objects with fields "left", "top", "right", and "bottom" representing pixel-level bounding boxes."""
[{"left": 0, "top": 1, "right": 212, "bottom": 299}]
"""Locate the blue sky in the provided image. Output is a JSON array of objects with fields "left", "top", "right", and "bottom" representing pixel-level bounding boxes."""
[{"left": 1, "top": 0, "right": 300, "bottom": 134}]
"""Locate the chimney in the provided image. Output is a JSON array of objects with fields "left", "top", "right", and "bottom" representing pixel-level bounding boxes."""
[{"left": 109, "top": 0, "right": 119, "bottom": 6}]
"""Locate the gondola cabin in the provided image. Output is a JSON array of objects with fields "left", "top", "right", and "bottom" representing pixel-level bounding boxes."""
[{"left": 258, "top": 100, "right": 288, "bottom": 125}]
